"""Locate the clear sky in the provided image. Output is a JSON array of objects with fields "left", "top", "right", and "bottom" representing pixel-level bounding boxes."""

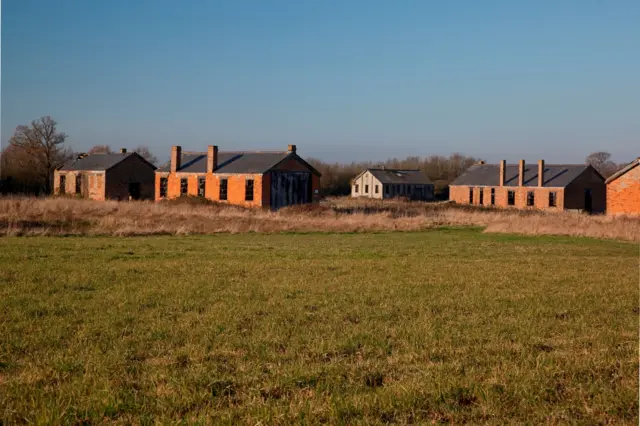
[{"left": 2, "top": 0, "right": 639, "bottom": 164}]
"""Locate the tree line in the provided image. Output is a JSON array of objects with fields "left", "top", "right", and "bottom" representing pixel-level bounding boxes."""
[{"left": 0, "top": 116, "right": 627, "bottom": 197}]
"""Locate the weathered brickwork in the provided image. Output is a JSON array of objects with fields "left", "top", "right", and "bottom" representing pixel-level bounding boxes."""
[
  {"left": 450, "top": 186, "right": 565, "bottom": 210},
  {"left": 607, "top": 163, "right": 640, "bottom": 216}
]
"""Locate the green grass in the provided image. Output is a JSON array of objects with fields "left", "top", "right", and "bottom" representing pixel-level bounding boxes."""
[{"left": 0, "top": 230, "right": 638, "bottom": 424}]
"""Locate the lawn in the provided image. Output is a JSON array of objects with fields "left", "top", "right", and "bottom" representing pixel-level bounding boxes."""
[{"left": 0, "top": 230, "right": 637, "bottom": 424}]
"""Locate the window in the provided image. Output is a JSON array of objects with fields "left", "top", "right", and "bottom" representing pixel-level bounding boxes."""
[
  {"left": 355, "top": 184, "right": 359, "bottom": 193},
  {"left": 469, "top": 187, "right": 474, "bottom": 204},
  {"left": 527, "top": 191, "right": 535, "bottom": 206},
  {"left": 375, "top": 185, "right": 379, "bottom": 194},
  {"left": 159, "top": 177, "right": 168, "bottom": 198},
  {"left": 198, "top": 177, "right": 206, "bottom": 197},
  {"left": 490, "top": 188, "right": 495, "bottom": 205},
  {"left": 365, "top": 184, "right": 369, "bottom": 194},
  {"left": 59, "top": 175, "right": 66, "bottom": 194},
  {"left": 75, "top": 174, "right": 82, "bottom": 194},
  {"left": 220, "top": 178, "right": 228, "bottom": 200},
  {"left": 549, "top": 191, "right": 557, "bottom": 207},
  {"left": 180, "top": 178, "right": 188, "bottom": 195},
  {"left": 245, "top": 178, "right": 254, "bottom": 201},
  {"left": 479, "top": 188, "right": 484, "bottom": 205},
  {"left": 507, "top": 190, "right": 515, "bottom": 206}
]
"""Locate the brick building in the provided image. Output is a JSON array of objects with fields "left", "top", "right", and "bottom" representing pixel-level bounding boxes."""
[
  {"left": 450, "top": 160, "right": 605, "bottom": 213},
  {"left": 605, "top": 157, "right": 640, "bottom": 216},
  {"left": 155, "top": 144, "right": 321, "bottom": 209},
  {"left": 54, "top": 149, "right": 156, "bottom": 200},
  {"left": 351, "top": 168, "right": 434, "bottom": 200}
]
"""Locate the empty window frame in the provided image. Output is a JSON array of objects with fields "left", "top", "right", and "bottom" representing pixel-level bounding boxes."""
[
  {"left": 375, "top": 185, "right": 379, "bottom": 194},
  {"left": 469, "top": 187, "right": 474, "bottom": 204},
  {"left": 245, "top": 178, "right": 254, "bottom": 201},
  {"left": 479, "top": 188, "right": 484, "bottom": 205},
  {"left": 59, "top": 175, "right": 66, "bottom": 194},
  {"left": 365, "top": 184, "right": 369, "bottom": 194},
  {"left": 75, "top": 174, "right": 82, "bottom": 194},
  {"left": 220, "top": 178, "right": 228, "bottom": 200},
  {"left": 198, "top": 177, "right": 206, "bottom": 197},
  {"left": 159, "top": 177, "right": 168, "bottom": 198},
  {"left": 180, "top": 178, "right": 188, "bottom": 195},
  {"left": 549, "top": 191, "right": 557, "bottom": 207},
  {"left": 490, "top": 188, "right": 495, "bottom": 205},
  {"left": 507, "top": 190, "right": 515, "bottom": 206},
  {"left": 527, "top": 191, "right": 535, "bottom": 206},
  {"left": 355, "top": 184, "right": 359, "bottom": 193}
]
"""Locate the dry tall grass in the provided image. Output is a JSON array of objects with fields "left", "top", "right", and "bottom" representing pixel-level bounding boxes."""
[{"left": 1, "top": 196, "right": 639, "bottom": 241}]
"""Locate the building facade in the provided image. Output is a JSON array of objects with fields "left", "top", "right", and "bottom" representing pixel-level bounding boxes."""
[
  {"left": 606, "top": 157, "right": 640, "bottom": 216},
  {"left": 450, "top": 160, "right": 605, "bottom": 213},
  {"left": 54, "top": 149, "right": 156, "bottom": 200},
  {"left": 155, "top": 145, "right": 321, "bottom": 209},
  {"left": 351, "top": 169, "right": 434, "bottom": 200}
]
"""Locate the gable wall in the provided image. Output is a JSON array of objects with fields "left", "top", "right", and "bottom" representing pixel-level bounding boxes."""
[
  {"left": 607, "top": 164, "right": 640, "bottom": 216},
  {"left": 105, "top": 155, "right": 156, "bottom": 200},
  {"left": 564, "top": 168, "right": 606, "bottom": 212}
]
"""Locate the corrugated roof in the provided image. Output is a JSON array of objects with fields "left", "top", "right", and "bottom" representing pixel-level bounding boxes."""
[
  {"left": 367, "top": 169, "right": 433, "bottom": 185},
  {"left": 60, "top": 152, "right": 135, "bottom": 171},
  {"left": 450, "top": 164, "right": 593, "bottom": 188},
  {"left": 605, "top": 157, "right": 640, "bottom": 184},
  {"left": 156, "top": 151, "right": 292, "bottom": 174}
]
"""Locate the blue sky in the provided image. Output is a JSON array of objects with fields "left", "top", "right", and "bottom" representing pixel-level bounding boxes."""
[{"left": 2, "top": 0, "right": 639, "bottom": 163}]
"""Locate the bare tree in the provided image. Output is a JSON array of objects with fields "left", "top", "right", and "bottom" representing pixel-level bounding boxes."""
[
  {"left": 9, "top": 116, "right": 72, "bottom": 194},
  {"left": 88, "top": 145, "right": 113, "bottom": 154},
  {"left": 585, "top": 151, "right": 618, "bottom": 178},
  {"left": 133, "top": 145, "right": 158, "bottom": 165}
]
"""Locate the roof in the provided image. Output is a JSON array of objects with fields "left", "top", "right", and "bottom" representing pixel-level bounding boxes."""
[
  {"left": 359, "top": 169, "right": 433, "bottom": 185},
  {"left": 450, "top": 163, "right": 598, "bottom": 188},
  {"left": 605, "top": 157, "right": 640, "bottom": 184},
  {"left": 59, "top": 152, "right": 155, "bottom": 171},
  {"left": 156, "top": 151, "right": 320, "bottom": 175}
]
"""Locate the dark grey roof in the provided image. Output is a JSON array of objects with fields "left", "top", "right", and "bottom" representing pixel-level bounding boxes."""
[
  {"left": 156, "top": 151, "right": 293, "bottom": 174},
  {"left": 60, "top": 152, "right": 136, "bottom": 171},
  {"left": 450, "top": 163, "right": 595, "bottom": 188},
  {"left": 605, "top": 157, "right": 639, "bottom": 184},
  {"left": 366, "top": 169, "right": 433, "bottom": 185}
]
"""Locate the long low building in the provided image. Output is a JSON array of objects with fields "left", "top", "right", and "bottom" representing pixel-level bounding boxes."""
[
  {"left": 449, "top": 160, "right": 605, "bottom": 213},
  {"left": 351, "top": 168, "right": 434, "bottom": 201},
  {"left": 155, "top": 144, "right": 321, "bottom": 209}
]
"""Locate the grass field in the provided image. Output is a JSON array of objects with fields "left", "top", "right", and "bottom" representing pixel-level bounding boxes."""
[{"left": 1, "top": 230, "right": 638, "bottom": 424}]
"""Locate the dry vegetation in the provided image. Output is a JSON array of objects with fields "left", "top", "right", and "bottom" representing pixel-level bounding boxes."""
[{"left": 1, "top": 196, "right": 639, "bottom": 242}]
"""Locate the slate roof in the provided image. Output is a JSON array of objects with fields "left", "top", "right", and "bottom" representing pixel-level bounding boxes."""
[
  {"left": 365, "top": 169, "right": 433, "bottom": 185},
  {"left": 59, "top": 152, "right": 152, "bottom": 171},
  {"left": 156, "top": 151, "right": 318, "bottom": 175},
  {"left": 605, "top": 157, "right": 640, "bottom": 184},
  {"left": 451, "top": 163, "right": 597, "bottom": 188}
]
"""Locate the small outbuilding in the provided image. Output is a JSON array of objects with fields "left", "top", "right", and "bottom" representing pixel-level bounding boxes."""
[
  {"left": 605, "top": 157, "right": 640, "bottom": 216},
  {"left": 351, "top": 168, "right": 434, "bottom": 200},
  {"left": 54, "top": 149, "right": 156, "bottom": 200}
]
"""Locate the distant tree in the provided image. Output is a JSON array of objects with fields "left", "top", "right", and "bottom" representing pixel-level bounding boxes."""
[
  {"left": 8, "top": 116, "right": 72, "bottom": 194},
  {"left": 133, "top": 145, "right": 158, "bottom": 165},
  {"left": 585, "top": 151, "right": 618, "bottom": 178},
  {"left": 88, "top": 145, "right": 113, "bottom": 154}
]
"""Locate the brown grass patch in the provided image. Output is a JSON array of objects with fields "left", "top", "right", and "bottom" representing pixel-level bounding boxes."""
[{"left": 0, "top": 196, "right": 638, "bottom": 241}]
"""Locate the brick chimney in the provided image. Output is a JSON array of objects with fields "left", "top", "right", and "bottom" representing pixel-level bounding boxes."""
[
  {"left": 120, "top": 148, "right": 127, "bottom": 154},
  {"left": 287, "top": 144, "right": 297, "bottom": 154},
  {"left": 518, "top": 160, "right": 525, "bottom": 187},
  {"left": 171, "top": 145, "right": 182, "bottom": 173},
  {"left": 499, "top": 160, "right": 506, "bottom": 187},
  {"left": 538, "top": 160, "right": 544, "bottom": 187},
  {"left": 207, "top": 145, "right": 218, "bottom": 174}
]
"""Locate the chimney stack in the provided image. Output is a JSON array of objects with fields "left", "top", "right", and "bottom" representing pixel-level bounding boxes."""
[
  {"left": 120, "top": 148, "right": 127, "bottom": 154},
  {"left": 518, "top": 160, "right": 525, "bottom": 187},
  {"left": 538, "top": 160, "right": 544, "bottom": 187},
  {"left": 499, "top": 160, "right": 506, "bottom": 187},
  {"left": 207, "top": 145, "right": 219, "bottom": 174},
  {"left": 171, "top": 145, "right": 182, "bottom": 173},
  {"left": 287, "top": 144, "right": 297, "bottom": 154}
]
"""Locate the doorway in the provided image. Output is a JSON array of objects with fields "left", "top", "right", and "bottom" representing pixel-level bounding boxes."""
[
  {"left": 128, "top": 182, "right": 141, "bottom": 200},
  {"left": 584, "top": 188, "right": 592, "bottom": 213}
]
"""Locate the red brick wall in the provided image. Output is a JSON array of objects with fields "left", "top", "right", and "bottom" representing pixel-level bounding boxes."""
[
  {"left": 54, "top": 170, "right": 106, "bottom": 200},
  {"left": 607, "top": 164, "right": 640, "bottom": 216},
  {"left": 450, "top": 185, "right": 565, "bottom": 210}
]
